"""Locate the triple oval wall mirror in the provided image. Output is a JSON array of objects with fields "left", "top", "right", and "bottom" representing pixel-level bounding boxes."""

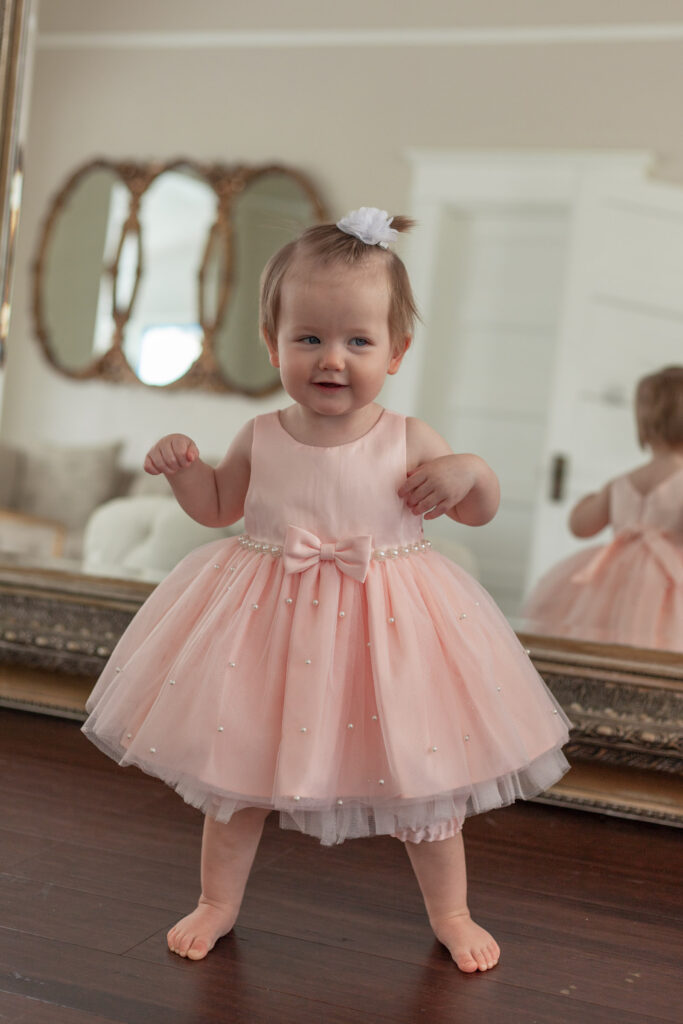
[{"left": 32, "top": 159, "right": 326, "bottom": 396}]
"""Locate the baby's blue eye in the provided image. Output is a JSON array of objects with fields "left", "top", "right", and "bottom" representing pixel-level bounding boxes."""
[
  {"left": 349, "top": 337, "right": 369, "bottom": 347},
  {"left": 301, "top": 336, "right": 320, "bottom": 345}
]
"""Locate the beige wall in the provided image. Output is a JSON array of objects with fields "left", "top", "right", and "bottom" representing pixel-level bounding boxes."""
[{"left": 3, "top": 1, "right": 683, "bottom": 465}]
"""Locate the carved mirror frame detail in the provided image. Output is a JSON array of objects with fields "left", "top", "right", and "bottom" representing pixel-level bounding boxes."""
[{"left": 32, "top": 158, "right": 327, "bottom": 395}]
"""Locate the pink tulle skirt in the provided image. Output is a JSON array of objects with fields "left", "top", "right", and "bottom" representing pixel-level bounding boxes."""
[
  {"left": 83, "top": 537, "right": 571, "bottom": 844},
  {"left": 523, "top": 530, "right": 683, "bottom": 652}
]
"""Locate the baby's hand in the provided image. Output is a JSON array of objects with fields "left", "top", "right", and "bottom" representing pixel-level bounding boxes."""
[
  {"left": 144, "top": 434, "right": 200, "bottom": 476},
  {"left": 398, "top": 455, "right": 475, "bottom": 520}
]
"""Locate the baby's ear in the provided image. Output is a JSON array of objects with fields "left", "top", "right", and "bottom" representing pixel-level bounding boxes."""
[
  {"left": 388, "top": 336, "right": 411, "bottom": 375},
  {"left": 262, "top": 328, "right": 280, "bottom": 368}
]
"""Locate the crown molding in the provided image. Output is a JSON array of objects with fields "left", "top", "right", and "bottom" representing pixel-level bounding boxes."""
[{"left": 36, "top": 23, "right": 683, "bottom": 51}]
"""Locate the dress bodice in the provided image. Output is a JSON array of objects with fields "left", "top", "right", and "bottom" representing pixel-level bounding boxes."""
[
  {"left": 244, "top": 409, "right": 424, "bottom": 550},
  {"left": 610, "top": 466, "right": 683, "bottom": 538}
]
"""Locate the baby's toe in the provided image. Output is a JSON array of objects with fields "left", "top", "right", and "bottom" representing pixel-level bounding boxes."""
[
  {"left": 485, "top": 942, "right": 500, "bottom": 967},
  {"left": 455, "top": 951, "right": 479, "bottom": 973},
  {"left": 186, "top": 938, "right": 210, "bottom": 961},
  {"left": 474, "top": 949, "right": 490, "bottom": 971}
]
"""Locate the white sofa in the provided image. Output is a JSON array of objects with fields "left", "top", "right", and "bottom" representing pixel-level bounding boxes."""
[{"left": 82, "top": 496, "right": 241, "bottom": 575}]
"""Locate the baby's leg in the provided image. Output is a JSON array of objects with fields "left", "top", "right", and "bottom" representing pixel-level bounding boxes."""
[
  {"left": 403, "top": 830, "right": 500, "bottom": 972},
  {"left": 168, "top": 806, "right": 270, "bottom": 960}
]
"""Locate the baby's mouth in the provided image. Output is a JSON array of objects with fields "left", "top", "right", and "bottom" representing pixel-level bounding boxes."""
[{"left": 314, "top": 382, "right": 347, "bottom": 389}]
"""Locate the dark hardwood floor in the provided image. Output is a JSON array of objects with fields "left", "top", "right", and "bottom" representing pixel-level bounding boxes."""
[{"left": 0, "top": 707, "right": 680, "bottom": 1024}]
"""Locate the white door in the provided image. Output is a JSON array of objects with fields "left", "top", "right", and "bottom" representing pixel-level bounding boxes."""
[{"left": 526, "top": 163, "right": 683, "bottom": 590}]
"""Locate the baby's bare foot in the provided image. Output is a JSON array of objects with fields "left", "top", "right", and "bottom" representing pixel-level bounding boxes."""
[
  {"left": 431, "top": 910, "right": 500, "bottom": 973},
  {"left": 167, "top": 897, "right": 238, "bottom": 960}
]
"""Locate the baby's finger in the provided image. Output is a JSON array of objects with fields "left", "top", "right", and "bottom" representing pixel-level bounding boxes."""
[
  {"left": 405, "top": 480, "right": 436, "bottom": 508},
  {"left": 397, "top": 471, "right": 425, "bottom": 498},
  {"left": 170, "top": 436, "right": 193, "bottom": 468},
  {"left": 423, "top": 498, "right": 452, "bottom": 520},
  {"left": 156, "top": 445, "right": 182, "bottom": 474},
  {"left": 411, "top": 491, "right": 439, "bottom": 516},
  {"left": 143, "top": 453, "right": 162, "bottom": 475}
]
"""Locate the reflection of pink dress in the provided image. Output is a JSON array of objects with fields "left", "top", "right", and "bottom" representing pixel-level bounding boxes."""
[
  {"left": 83, "top": 410, "right": 570, "bottom": 845},
  {"left": 523, "top": 467, "right": 683, "bottom": 651}
]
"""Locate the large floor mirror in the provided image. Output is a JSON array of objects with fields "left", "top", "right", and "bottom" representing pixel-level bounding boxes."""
[{"left": 0, "top": 16, "right": 680, "bottom": 829}]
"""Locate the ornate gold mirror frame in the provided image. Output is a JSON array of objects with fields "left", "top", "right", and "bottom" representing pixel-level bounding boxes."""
[
  {"left": 31, "top": 158, "right": 326, "bottom": 395},
  {"left": 0, "top": 562, "right": 680, "bottom": 827}
]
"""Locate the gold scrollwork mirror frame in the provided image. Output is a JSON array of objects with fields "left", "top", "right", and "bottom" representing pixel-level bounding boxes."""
[{"left": 31, "top": 158, "right": 327, "bottom": 395}]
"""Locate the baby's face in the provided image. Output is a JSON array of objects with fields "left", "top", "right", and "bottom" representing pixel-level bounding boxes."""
[{"left": 265, "top": 257, "right": 408, "bottom": 417}]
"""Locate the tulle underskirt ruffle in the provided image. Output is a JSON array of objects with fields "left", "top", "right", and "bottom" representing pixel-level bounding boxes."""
[{"left": 82, "top": 720, "right": 569, "bottom": 844}]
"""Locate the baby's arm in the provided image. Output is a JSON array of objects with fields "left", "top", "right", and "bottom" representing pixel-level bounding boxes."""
[
  {"left": 144, "top": 420, "right": 253, "bottom": 528},
  {"left": 568, "top": 485, "right": 610, "bottom": 537},
  {"left": 399, "top": 418, "right": 500, "bottom": 526}
]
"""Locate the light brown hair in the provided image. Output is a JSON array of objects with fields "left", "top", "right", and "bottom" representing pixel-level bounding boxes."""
[
  {"left": 635, "top": 365, "right": 683, "bottom": 447},
  {"left": 259, "top": 216, "right": 419, "bottom": 353}
]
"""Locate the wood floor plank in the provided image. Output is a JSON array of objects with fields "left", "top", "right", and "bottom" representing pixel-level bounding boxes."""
[
  {"left": 0, "top": 832, "right": 59, "bottom": 873},
  {"left": 0, "top": 988, "right": 32, "bottom": 1023},
  {"left": 11, "top": 1000, "right": 120, "bottom": 1023},
  {"left": 0, "top": 929, "right": 388, "bottom": 1024},
  {"left": 10, "top": 844, "right": 199, "bottom": 912},
  {"left": 0, "top": 789, "right": 202, "bottom": 869},
  {"left": 0, "top": 875, "right": 175, "bottom": 955}
]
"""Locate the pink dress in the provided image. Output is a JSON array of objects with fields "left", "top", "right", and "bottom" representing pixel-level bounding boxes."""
[
  {"left": 83, "top": 410, "right": 571, "bottom": 845},
  {"left": 523, "top": 467, "right": 683, "bottom": 651}
]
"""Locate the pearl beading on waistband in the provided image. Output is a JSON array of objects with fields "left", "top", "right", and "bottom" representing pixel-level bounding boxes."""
[{"left": 237, "top": 534, "right": 432, "bottom": 560}]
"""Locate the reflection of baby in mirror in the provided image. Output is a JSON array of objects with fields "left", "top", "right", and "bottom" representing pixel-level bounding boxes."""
[
  {"left": 81, "top": 208, "right": 571, "bottom": 974},
  {"left": 524, "top": 366, "right": 683, "bottom": 651}
]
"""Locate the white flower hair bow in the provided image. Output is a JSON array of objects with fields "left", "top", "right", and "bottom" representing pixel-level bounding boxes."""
[{"left": 336, "top": 207, "right": 399, "bottom": 249}]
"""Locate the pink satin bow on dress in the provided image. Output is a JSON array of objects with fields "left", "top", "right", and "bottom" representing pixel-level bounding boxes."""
[
  {"left": 571, "top": 526, "right": 683, "bottom": 585},
  {"left": 282, "top": 525, "right": 373, "bottom": 583}
]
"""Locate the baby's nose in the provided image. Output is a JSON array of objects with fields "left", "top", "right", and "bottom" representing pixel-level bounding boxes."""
[{"left": 319, "top": 344, "right": 345, "bottom": 369}]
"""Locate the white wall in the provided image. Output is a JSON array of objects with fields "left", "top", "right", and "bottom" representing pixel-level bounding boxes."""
[{"left": 4, "top": 2, "right": 683, "bottom": 467}]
